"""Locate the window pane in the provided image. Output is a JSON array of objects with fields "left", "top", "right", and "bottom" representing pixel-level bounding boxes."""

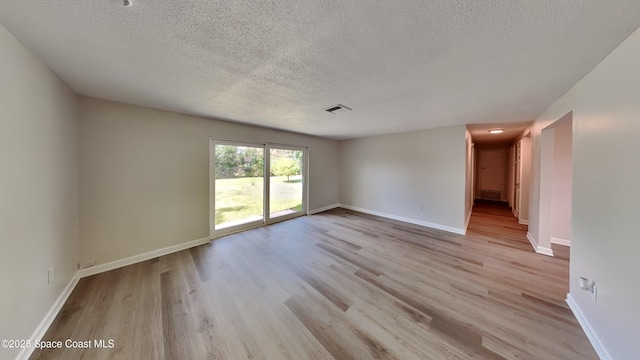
[
  {"left": 214, "top": 144, "right": 264, "bottom": 229},
  {"left": 269, "top": 148, "right": 304, "bottom": 217}
]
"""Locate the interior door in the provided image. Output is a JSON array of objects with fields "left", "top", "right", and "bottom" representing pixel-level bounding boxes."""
[{"left": 479, "top": 149, "right": 504, "bottom": 200}]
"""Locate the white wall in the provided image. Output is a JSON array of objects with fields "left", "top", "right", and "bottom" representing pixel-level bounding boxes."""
[
  {"left": 0, "top": 24, "right": 79, "bottom": 359},
  {"left": 551, "top": 115, "right": 572, "bottom": 243},
  {"left": 78, "top": 97, "right": 339, "bottom": 266},
  {"left": 528, "top": 26, "right": 640, "bottom": 360},
  {"left": 339, "top": 125, "right": 467, "bottom": 233}
]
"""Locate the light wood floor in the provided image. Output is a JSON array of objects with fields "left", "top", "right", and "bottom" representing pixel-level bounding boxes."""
[{"left": 31, "top": 202, "right": 597, "bottom": 359}]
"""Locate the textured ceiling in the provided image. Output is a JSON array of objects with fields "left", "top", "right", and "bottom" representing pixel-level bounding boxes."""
[{"left": 1, "top": 1, "right": 640, "bottom": 139}]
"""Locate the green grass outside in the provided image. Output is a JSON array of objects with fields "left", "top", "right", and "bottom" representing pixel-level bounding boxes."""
[{"left": 215, "top": 175, "right": 303, "bottom": 226}]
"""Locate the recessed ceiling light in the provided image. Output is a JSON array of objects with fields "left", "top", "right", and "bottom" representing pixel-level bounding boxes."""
[
  {"left": 123, "top": 0, "right": 132, "bottom": 7},
  {"left": 488, "top": 129, "right": 505, "bottom": 134}
]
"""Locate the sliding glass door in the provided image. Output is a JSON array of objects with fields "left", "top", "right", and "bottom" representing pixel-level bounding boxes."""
[
  {"left": 213, "top": 142, "right": 265, "bottom": 231},
  {"left": 269, "top": 147, "right": 305, "bottom": 220},
  {"left": 210, "top": 140, "right": 306, "bottom": 236}
]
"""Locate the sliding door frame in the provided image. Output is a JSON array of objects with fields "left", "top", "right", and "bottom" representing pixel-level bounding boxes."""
[
  {"left": 265, "top": 144, "right": 308, "bottom": 225},
  {"left": 209, "top": 137, "right": 308, "bottom": 239},
  {"left": 209, "top": 139, "right": 266, "bottom": 237}
]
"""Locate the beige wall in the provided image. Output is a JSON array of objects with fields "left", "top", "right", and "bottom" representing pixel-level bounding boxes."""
[
  {"left": 339, "top": 125, "right": 467, "bottom": 233},
  {"left": 528, "top": 26, "right": 640, "bottom": 359},
  {"left": 78, "top": 97, "right": 339, "bottom": 266},
  {"left": 0, "top": 24, "right": 79, "bottom": 359}
]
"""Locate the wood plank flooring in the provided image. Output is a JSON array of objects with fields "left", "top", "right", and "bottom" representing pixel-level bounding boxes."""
[{"left": 31, "top": 202, "right": 597, "bottom": 359}]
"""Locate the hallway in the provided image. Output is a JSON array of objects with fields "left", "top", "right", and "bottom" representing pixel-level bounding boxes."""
[
  {"left": 467, "top": 200, "right": 571, "bottom": 296},
  {"left": 467, "top": 200, "right": 532, "bottom": 252}
]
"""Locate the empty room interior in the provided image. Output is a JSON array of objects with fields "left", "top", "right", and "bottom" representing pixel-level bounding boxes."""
[{"left": 2, "top": 1, "right": 640, "bottom": 359}]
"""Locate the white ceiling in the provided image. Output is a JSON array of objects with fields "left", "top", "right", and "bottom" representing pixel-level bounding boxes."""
[
  {"left": 1, "top": 1, "right": 639, "bottom": 140},
  {"left": 467, "top": 121, "right": 532, "bottom": 145}
]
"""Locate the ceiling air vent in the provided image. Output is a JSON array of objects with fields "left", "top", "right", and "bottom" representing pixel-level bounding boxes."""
[{"left": 324, "top": 104, "right": 352, "bottom": 114}]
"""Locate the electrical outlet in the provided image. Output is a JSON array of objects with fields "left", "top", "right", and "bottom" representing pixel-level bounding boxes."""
[{"left": 47, "top": 267, "right": 54, "bottom": 284}]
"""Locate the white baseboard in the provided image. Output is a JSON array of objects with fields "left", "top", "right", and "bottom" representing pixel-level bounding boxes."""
[
  {"left": 339, "top": 204, "right": 466, "bottom": 235},
  {"left": 526, "top": 232, "right": 554, "bottom": 257},
  {"left": 566, "top": 293, "right": 611, "bottom": 360},
  {"left": 518, "top": 219, "right": 529, "bottom": 225},
  {"left": 308, "top": 203, "right": 339, "bottom": 215},
  {"left": 512, "top": 207, "right": 519, "bottom": 218},
  {"left": 78, "top": 237, "right": 211, "bottom": 278},
  {"left": 535, "top": 246, "right": 554, "bottom": 256},
  {"left": 16, "top": 272, "right": 80, "bottom": 360},
  {"left": 551, "top": 237, "right": 571, "bottom": 246}
]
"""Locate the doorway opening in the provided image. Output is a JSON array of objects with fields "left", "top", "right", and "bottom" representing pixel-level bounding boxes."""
[
  {"left": 209, "top": 139, "right": 307, "bottom": 237},
  {"left": 534, "top": 112, "right": 573, "bottom": 257},
  {"left": 467, "top": 122, "right": 533, "bottom": 240}
]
